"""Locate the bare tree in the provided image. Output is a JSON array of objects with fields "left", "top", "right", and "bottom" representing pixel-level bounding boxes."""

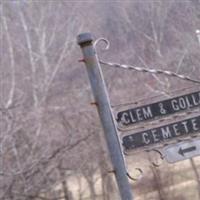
[{"left": 1, "top": 1, "right": 200, "bottom": 200}]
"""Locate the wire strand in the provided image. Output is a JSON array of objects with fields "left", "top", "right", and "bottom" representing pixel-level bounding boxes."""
[{"left": 100, "top": 60, "right": 200, "bottom": 84}]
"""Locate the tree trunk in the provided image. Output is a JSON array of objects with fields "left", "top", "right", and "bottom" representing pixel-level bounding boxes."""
[
  {"left": 58, "top": 168, "right": 72, "bottom": 200},
  {"left": 100, "top": 166, "right": 115, "bottom": 200},
  {"left": 85, "top": 175, "right": 96, "bottom": 200},
  {"left": 190, "top": 158, "right": 200, "bottom": 200}
]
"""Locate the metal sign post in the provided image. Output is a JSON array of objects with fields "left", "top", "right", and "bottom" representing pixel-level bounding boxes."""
[{"left": 77, "top": 33, "right": 133, "bottom": 200}]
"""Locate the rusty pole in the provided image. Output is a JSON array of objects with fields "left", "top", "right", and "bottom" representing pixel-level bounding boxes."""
[{"left": 77, "top": 33, "right": 133, "bottom": 200}]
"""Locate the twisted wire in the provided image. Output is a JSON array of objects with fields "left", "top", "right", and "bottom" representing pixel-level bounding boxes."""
[{"left": 100, "top": 61, "right": 200, "bottom": 84}]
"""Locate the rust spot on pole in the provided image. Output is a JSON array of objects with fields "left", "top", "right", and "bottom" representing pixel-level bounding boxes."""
[
  {"left": 90, "top": 102, "right": 98, "bottom": 106},
  {"left": 78, "top": 59, "right": 86, "bottom": 63}
]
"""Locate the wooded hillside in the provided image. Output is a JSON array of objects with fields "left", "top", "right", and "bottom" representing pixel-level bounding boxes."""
[{"left": 1, "top": 1, "right": 200, "bottom": 199}]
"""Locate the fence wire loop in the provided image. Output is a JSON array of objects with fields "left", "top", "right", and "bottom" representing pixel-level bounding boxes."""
[{"left": 94, "top": 38, "right": 110, "bottom": 51}]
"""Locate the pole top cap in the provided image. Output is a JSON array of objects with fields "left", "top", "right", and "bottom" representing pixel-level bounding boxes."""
[{"left": 77, "top": 33, "right": 93, "bottom": 45}]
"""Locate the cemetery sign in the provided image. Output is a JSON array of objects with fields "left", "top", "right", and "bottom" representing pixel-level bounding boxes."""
[
  {"left": 122, "top": 115, "right": 200, "bottom": 151},
  {"left": 117, "top": 91, "right": 200, "bottom": 126}
]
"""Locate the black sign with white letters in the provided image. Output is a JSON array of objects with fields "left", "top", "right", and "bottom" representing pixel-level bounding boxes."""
[
  {"left": 122, "top": 115, "right": 200, "bottom": 151},
  {"left": 117, "top": 91, "right": 200, "bottom": 126}
]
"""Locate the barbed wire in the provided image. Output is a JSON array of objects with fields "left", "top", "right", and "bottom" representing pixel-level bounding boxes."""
[{"left": 100, "top": 61, "right": 200, "bottom": 84}]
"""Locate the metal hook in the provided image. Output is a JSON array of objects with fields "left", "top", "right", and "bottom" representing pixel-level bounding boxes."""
[
  {"left": 94, "top": 38, "right": 110, "bottom": 51},
  {"left": 146, "top": 149, "right": 165, "bottom": 167},
  {"left": 126, "top": 168, "right": 143, "bottom": 181},
  {"left": 122, "top": 149, "right": 143, "bottom": 181}
]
